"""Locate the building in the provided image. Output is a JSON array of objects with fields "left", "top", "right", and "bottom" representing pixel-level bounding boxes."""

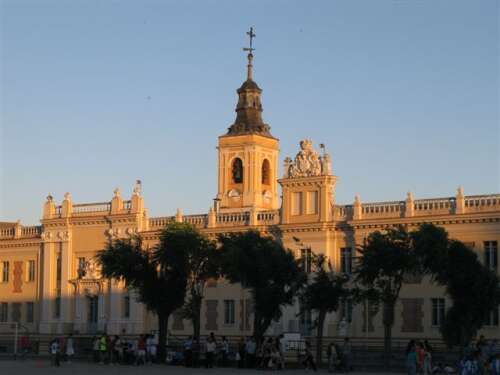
[{"left": 1, "top": 39, "right": 499, "bottom": 341}]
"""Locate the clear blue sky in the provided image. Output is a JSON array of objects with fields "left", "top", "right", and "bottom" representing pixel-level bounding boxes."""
[{"left": 1, "top": 0, "right": 498, "bottom": 225}]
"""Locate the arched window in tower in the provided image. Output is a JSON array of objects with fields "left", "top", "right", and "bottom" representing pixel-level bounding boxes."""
[
  {"left": 261, "top": 159, "right": 270, "bottom": 185},
  {"left": 232, "top": 158, "right": 243, "bottom": 184}
]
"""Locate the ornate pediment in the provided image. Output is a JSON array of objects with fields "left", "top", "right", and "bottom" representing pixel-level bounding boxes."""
[{"left": 283, "top": 139, "right": 332, "bottom": 178}]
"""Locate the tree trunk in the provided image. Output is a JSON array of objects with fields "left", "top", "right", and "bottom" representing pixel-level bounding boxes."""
[
  {"left": 382, "top": 301, "right": 395, "bottom": 370},
  {"left": 193, "top": 295, "right": 202, "bottom": 367},
  {"left": 316, "top": 310, "right": 326, "bottom": 366},
  {"left": 253, "top": 311, "right": 263, "bottom": 347},
  {"left": 157, "top": 312, "right": 169, "bottom": 363}
]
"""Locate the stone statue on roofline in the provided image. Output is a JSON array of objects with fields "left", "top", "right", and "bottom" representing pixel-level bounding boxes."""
[{"left": 283, "top": 139, "right": 333, "bottom": 178}]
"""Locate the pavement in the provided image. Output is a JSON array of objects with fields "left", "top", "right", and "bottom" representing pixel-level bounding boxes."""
[{"left": 0, "top": 360, "right": 405, "bottom": 374}]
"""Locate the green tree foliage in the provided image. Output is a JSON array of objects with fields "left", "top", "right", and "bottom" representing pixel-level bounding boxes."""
[
  {"left": 413, "top": 226, "right": 500, "bottom": 350},
  {"left": 356, "top": 222, "right": 500, "bottom": 363},
  {"left": 156, "top": 222, "right": 220, "bottom": 348},
  {"left": 300, "top": 253, "right": 350, "bottom": 365},
  {"left": 219, "top": 230, "right": 306, "bottom": 345},
  {"left": 97, "top": 235, "right": 187, "bottom": 362},
  {"left": 355, "top": 226, "right": 418, "bottom": 368}
]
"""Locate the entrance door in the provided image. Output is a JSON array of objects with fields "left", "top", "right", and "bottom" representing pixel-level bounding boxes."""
[{"left": 87, "top": 296, "right": 98, "bottom": 333}]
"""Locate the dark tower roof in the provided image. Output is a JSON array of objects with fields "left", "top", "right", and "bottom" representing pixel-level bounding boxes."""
[{"left": 225, "top": 34, "right": 274, "bottom": 138}]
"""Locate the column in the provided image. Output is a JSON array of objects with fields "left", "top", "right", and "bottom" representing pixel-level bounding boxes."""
[
  {"left": 39, "top": 240, "right": 55, "bottom": 334},
  {"left": 60, "top": 236, "right": 72, "bottom": 330}
]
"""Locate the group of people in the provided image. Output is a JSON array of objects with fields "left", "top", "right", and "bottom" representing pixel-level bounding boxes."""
[
  {"left": 183, "top": 334, "right": 287, "bottom": 370},
  {"left": 91, "top": 333, "right": 158, "bottom": 365},
  {"left": 49, "top": 334, "right": 75, "bottom": 367},
  {"left": 327, "top": 337, "right": 353, "bottom": 373},
  {"left": 457, "top": 337, "right": 500, "bottom": 375},
  {"left": 406, "top": 337, "right": 500, "bottom": 375}
]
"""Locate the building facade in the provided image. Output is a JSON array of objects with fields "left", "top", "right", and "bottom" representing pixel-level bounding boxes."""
[{"left": 1, "top": 48, "right": 499, "bottom": 341}]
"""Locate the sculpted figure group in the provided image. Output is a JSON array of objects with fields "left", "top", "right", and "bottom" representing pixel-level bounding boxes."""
[{"left": 284, "top": 139, "right": 332, "bottom": 178}]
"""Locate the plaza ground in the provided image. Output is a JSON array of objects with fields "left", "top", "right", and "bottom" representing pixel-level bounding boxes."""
[{"left": 0, "top": 360, "right": 406, "bottom": 374}]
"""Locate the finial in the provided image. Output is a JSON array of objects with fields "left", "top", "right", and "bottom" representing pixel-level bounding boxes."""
[
  {"left": 243, "top": 27, "right": 256, "bottom": 80},
  {"left": 133, "top": 179, "right": 142, "bottom": 196},
  {"left": 64, "top": 192, "right": 72, "bottom": 201},
  {"left": 354, "top": 194, "right": 361, "bottom": 204},
  {"left": 457, "top": 186, "right": 464, "bottom": 196},
  {"left": 113, "top": 187, "right": 121, "bottom": 198}
]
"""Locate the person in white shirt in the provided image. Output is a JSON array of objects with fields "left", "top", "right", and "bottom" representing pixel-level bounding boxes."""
[
  {"left": 205, "top": 337, "right": 216, "bottom": 368},
  {"left": 220, "top": 336, "right": 229, "bottom": 367}
]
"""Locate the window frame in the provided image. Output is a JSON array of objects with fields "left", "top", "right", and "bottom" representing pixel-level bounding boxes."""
[{"left": 223, "top": 299, "right": 235, "bottom": 325}]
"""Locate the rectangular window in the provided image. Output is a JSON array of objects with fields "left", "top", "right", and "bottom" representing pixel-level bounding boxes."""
[
  {"left": 26, "top": 302, "right": 34, "bottom": 323},
  {"left": 431, "top": 298, "right": 445, "bottom": 326},
  {"left": 28, "top": 260, "right": 35, "bottom": 282},
  {"left": 485, "top": 306, "right": 499, "bottom": 327},
  {"left": 123, "top": 295, "right": 130, "bottom": 319},
  {"left": 306, "top": 191, "right": 318, "bottom": 215},
  {"left": 300, "top": 248, "right": 312, "bottom": 273},
  {"left": 11, "top": 303, "right": 21, "bottom": 323},
  {"left": 340, "top": 247, "right": 353, "bottom": 275},
  {"left": 54, "top": 296, "right": 61, "bottom": 319},
  {"left": 77, "top": 257, "right": 86, "bottom": 279},
  {"left": 224, "top": 300, "right": 235, "bottom": 325},
  {"left": 56, "top": 255, "right": 62, "bottom": 282},
  {"left": 484, "top": 241, "right": 498, "bottom": 272},
  {"left": 0, "top": 303, "right": 8, "bottom": 322},
  {"left": 2, "top": 262, "right": 9, "bottom": 282},
  {"left": 292, "top": 192, "right": 302, "bottom": 215},
  {"left": 341, "top": 299, "right": 353, "bottom": 323},
  {"left": 300, "top": 309, "right": 312, "bottom": 335}
]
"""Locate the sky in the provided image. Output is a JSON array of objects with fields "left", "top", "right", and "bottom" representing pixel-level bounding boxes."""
[{"left": 0, "top": 0, "right": 498, "bottom": 225}]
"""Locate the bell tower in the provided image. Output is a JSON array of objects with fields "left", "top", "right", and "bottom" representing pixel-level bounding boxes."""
[{"left": 216, "top": 28, "right": 280, "bottom": 211}]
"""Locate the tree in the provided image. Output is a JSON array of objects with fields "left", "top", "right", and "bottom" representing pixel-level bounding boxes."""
[
  {"left": 440, "top": 250, "right": 500, "bottom": 351},
  {"left": 219, "top": 230, "right": 306, "bottom": 345},
  {"left": 97, "top": 235, "right": 187, "bottom": 362},
  {"left": 155, "top": 222, "right": 219, "bottom": 349},
  {"left": 412, "top": 223, "right": 500, "bottom": 351},
  {"left": 300, "top": 253, "right": 350, "bottom": 365},
  {"left": 355, "top": 226, "right": 418, "bottom": 369}
]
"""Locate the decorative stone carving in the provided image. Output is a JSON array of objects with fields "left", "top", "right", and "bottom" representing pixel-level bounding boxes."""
[
  {"left": 81, "top": 258, "right": 101, "bottom": 280},
  {"left": 133, "top": 179, "right": 142, "bottom": 196},
  {"left": 228, "top": 189, "right": 241, "bottom": 198},
  {"left": 284, "top": 139, "right": 332, "bottom": 178},
  {"left": 320, "top": 153, "right": 332, "bottom": 175},
  {"left": 64, "top": 192, "right": 72, "bottom": 201},
  {"left": 113, "top": 188, "right": 121, "bottom": 198}
]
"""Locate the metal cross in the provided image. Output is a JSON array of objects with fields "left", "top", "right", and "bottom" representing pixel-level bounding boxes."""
[{"left": 243, "top": 27, "right": 256, "bottom": 53}]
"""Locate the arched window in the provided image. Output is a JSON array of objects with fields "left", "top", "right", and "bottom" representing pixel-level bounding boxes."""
[
  {"left": 261, "top": 159, "right": 270, "bottom": 185},
  {"left": 232, "top": 158, "right": 243, "bottom": 184}
]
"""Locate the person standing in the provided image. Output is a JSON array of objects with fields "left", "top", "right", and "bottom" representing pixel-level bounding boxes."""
[
  {"left": 245, "top": 336, "right": 256, "bottom": 368},
  {"left": 406, "top": 340, "right": 417, "bottom": 375},
  {"left": 220, "top": 336, "right": 229, "bottom": 367},
  {"left": 423, "top": 340, "right": 433, "bottom": 375},
  {"left": 184, "top": 336, "right": 193, "bottom": 367},
  {"left": 327, "top": 342, "right": 338, "bottom": 373},
  {"left": 65, "top": 334, "right": 75, "bottom": 363},
  {"left": 99, "top": 334, "right": 108, "bottom": 364},
  {"left": 92, "top": 336, "right": 100, "bottom": 363},
  {"left": 50, "top": 338, "right": 61, "bottom": 367},
  {"left": 491, "top": 353, "right": 500, "bottom": 375},
  {"left": 342, "top": 337, "right": 352, "bottom": 372},
  {"left": 302, "top": 341, "right": 317, "bottom": 372},
  {"left": 237, "top": 337, "right": 246, "bottom": 369},
  {"left": 136, "top": 335, "right": 146, "bottom": 365},
  {"left": 205, "top": 336, "right": 216, "bottom": 368}
]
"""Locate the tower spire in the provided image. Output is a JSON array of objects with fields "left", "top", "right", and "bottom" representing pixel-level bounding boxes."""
[{"left": 243, "top": 27, "right": 256, "bottom": 80}]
